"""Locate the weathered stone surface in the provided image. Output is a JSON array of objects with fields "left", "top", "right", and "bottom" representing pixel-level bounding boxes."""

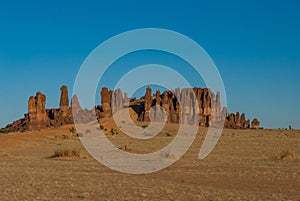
[
  {"left": 28, "top": 92, "right": 49, "bottom": 130},
  {"left": 161, "top": 91, "right": 171, "bottom": 122},
  {"left": 112, "top": 88, "right": 123, "bottom": 114},
  {"left": 241, "top": 113, "right": 251, "bottom": 129},
  {"left": 203, "top": 89, "right": 212, "bottom": 116},
  {"left": 235, "top": 112, "right": 241, "bottom": 128},
  {"left": 59, "top": 85, "right": 69, "bottom": 112},
  {"left": 48, "top": 86, "right": 73, "bottom": 126},
  {"left": 71, "top": 95, "right": 82, "bottom": 113},
  {"left": 227, "top": 113, "right": 236, "bottom": 128},
  {"left": 224, "top": 112, "right": 251, "bottom": 129},
  {"left": 1, "top": 86, "right": 260, "bottom": 132},
  {"left": 123, "top": 92, "right": 130, "bottom": 106},
  {"left": 142, "top": 87, "right": 152, "bottom": 122},
  {"left": 131, "top": 87, "right": 258, "bottom": 129},
  {"left": 251, "top": 118, "right": 260, "bottom": 129},
  {"left": 100, "top": 87, "right": 112, "bottom": 117},
  {"left": 175, "top": 88, "right": 181, "bottom": 101},
  {"left": 155, "top": 90, "right": 161, "bottom": 106},
  {"left": 210, "top": 91, "right": 225, "bottom": 127},
  {"left": 216, "top": 92, "right": 221, "bottom": 113},
  {"left": 181, "top": 88, "right": 199, "bottom": 125},
  {"left": 153, "top": 90, "right": 164, "bottom": 122}
]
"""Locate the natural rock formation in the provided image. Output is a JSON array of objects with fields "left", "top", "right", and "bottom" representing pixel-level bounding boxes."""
[
  {"left": 100, "top": 87, "right": 112, "bottom": 117},
  {"left": 161, "top": 91, "right": 171, "bottom": 122},
  {"left": 240, "top": 113, "right": 250, "bottom": 128},
  {"left": 251, "top": 118, "right": 260, "bottom": 129},
  {"left": 134, "top": 87, "right": 223, "bottom": 126},
  {"left": 224, "top": 112, "right": 251, "bottom": 129},
  {"left": 123, "top": 92, "right": 130, "bottom": 106},
  {"left": 0, "top": 86, "right": 91, "bottom": 132},
  {"left": 71, "top": 95, "right": 82, "bottom": 114},
  {"left": 59, "top": 85, "right": 69, "bottom": 113},
  {"left": 47, "top": 86, "right": 73, "bottom": 126},
  {"left": 27, "top": 92, "right": 49, "bottom": 130},
  {"left": 69, "top": 94, "right": 96, "bottom": 124},
  {"left": 112, "top": 88, "right": 123, "bottom": 114},
  {"left": 0, "top": 85, "right": 260, "bottom": 132},
  {"left": 100, "top": 86, "right": 258, "bottom": 129},
  {"left": 153, "top": 90, "right": 164, "bottom": 122},
  {"left": 235, "top": 112, "right": 241, "bottom": 128},
  {"left": 141, "top": 87, "right": 152, "bottom": 122}
]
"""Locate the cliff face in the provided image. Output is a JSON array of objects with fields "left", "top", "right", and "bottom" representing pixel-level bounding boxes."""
[
  {"left": 136, "top": 87, "right": 224, "bottom": 126},
  {"left": 0, "top": 86, "right": 260, "bottom": 132},
  {"left": 27, "top": 92, "right": 49, "bottom": 130}
]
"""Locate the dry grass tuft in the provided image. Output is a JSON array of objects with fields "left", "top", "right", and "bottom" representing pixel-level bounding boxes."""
[
  {"left": 275, "top": 150, "right": 299, "bottom": 161},
  {"left": 0, "top": 152, "right": 10, "bottom": 158},
  {"left": 52, "top": 148, "right": 81, "bottom": 158}
]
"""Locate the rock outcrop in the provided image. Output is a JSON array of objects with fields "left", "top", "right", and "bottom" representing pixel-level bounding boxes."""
[
  {"left": 47, "top": 86, "right": 73, "bottom": 126},
  {"left": 224, "top": 112, "right": 250, "bottom": 129},
  {"left": 135, "top": 87, "right": 226, "bottom": 127},
  {"left": 100, "top": 87, "right": 112, "bottom": 117},
  {"left": 140, "top": 87, "right": 152, "bottom": 122},
  {"left": 112, "top": 88, "right": 123, "bottom": 114},
  {"left": 59, "top": 85, "right": 69, "bottom": 114},
  {"left": 0, "top": 85, "right": 261, "bottom": 132},
  {"left": 1, "top": 86, "right": 75, "bottom": 131},
  {"left": 251, "top": 118, "right": 260, "bottom": 129},
  {"left": 27, "top": 92, "right": 50, "bottom": 130}
]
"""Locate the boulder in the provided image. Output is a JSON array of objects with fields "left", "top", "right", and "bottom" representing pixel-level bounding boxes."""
[
  {"left": 251, "top": 118, "right": 260, "bottom": 129},
  {"left": 28, "top": 92, "right": 49, "bottom": 130}
]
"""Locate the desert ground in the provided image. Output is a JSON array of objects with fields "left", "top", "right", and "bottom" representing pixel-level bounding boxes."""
[{"left": 1, "top": 119, "right": 300, "bottom": 201}]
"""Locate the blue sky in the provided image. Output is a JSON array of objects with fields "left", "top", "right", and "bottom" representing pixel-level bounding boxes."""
[{"left": 0, "top": 0, "right": 299, "bottom": 129}]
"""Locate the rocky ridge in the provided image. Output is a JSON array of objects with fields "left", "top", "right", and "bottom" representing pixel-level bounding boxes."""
[{"left": 0, "top": 85, "right": 260, "bottom": 132}]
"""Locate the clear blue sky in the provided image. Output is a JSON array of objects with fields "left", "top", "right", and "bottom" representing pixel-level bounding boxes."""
[{"left": 0, "top": 0, "right": 299, "bottom": 129}]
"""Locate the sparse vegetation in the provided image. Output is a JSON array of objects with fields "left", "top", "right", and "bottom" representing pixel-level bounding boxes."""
[
  {"left": 0, "top": 152, "right": 10, "bottom": 158},
  {"left": 0, "top": 129, "right": 13, "bottom": 134},
  {"left": 97, "top": 125, "right": 105, "bottom": 130},
  {"left": 77, "top": 133, "right": 84, "bottom": 137},
  {"left": 62, "top": 134, "right": 70, "bottom": 139},
  {"left": 85, "top": 129, "right": 91, "bottom": 134},
  {"left": 69, "top": 127, "right": 76, "bottom": 134},
  {"left": 1, "top": 125, "right": 300, "bottom": 199},
  {"left": 118, "top": 145, "right": 130, "bottom": 151},
  {"left": 166, "top": 132, "right": 172, "bottom": 137},
  {"left": 110, "top": 128, "right": 118, "bottom": 135},
  {"left": 142, "top": 125, "right": 148, "bottom": 129},
  {"left": 53, "top": 148, "right": 80, "bottom": 158},
  {"left": 275, "top": 150, "right": 299, "bottom": 161}
]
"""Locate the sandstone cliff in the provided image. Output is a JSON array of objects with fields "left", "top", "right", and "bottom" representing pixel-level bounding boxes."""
[{"left": 0, "top": 86, "right": 260, "bottom": 132}]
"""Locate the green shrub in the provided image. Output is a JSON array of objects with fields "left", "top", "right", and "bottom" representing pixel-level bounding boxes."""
[
  {"left": 142, "top": 125, "right": 148, "bottom": 129},
  {"left": 97, "top": 125, "right": 105, "bottom": 130},
  {"left": 110, "top": 128, "right": 117, "bottom": 135},
  {"left": 69, "top": 127, "right": 76, "bottom": 134}
]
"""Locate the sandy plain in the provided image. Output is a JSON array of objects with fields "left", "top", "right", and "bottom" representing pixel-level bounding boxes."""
[{"left": 1, "top": 118, "right": 300, "bottom": 201}]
